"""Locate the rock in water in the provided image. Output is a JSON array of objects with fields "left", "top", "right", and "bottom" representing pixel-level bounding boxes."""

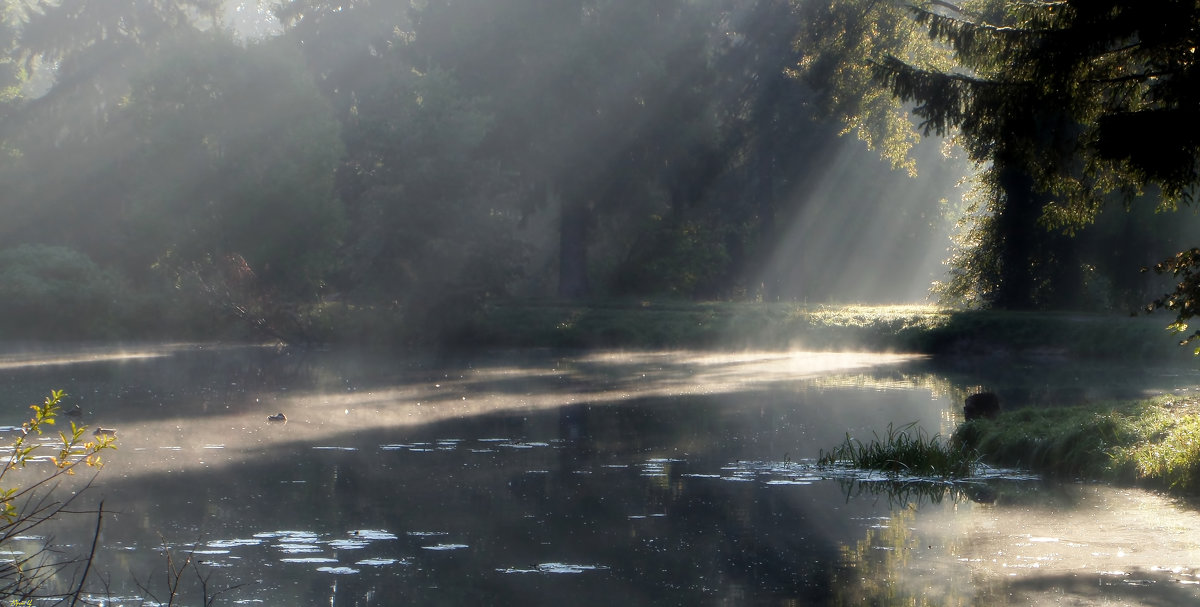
[{"left": 964, "top": 392, "right": 1001, "bottom": 420}]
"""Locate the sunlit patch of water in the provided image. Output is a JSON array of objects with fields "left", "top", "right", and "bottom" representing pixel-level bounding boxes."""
[
  {"left": 327, "top": 539, "right": 370, "bottom": 550},
  {"left": 79, "top": 594, "right": 154, "bottom": 606},
  {"left": 350, "top": 529, "right": 398, "bottom": 541},
  {"left": 497, "top": 562, "right": 610, "bottom": 574},
  {"left": 255, "top": 530, "right": 320, "bottom": 541},
  {"left": 19, "top": 344, "right": 1200, "bottom": 605},
  {"left": 356, "top": 557, "right": 405, "bottom": 566},
  {"left": 275, "top": 544, "right": 322, "bottom": 554},
  {"left": 280, "top": 556, "right": 338, "bottom": 563},
  {"left": 0, "top": 344, "right": 186, "bottom": 370},
  {"left": 639, "top": 457, "right": 683, "bottom": 478},
  {"left": 718, "top": 458, "right": 1040, "bottom": 487},
  {"left": 316, "top": 566, "right": 360, "bottom": 574},
  {"left": 207, "top": 538, "right": 262, "bottom": 548}
]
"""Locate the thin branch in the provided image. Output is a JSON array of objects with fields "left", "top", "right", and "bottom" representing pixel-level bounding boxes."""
[{"left": 69, "top": 500, "right": 103, "bottom": 607}]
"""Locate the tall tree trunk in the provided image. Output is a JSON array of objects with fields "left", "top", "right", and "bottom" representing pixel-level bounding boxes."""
[
  {"left": 556, "top": 185, "right": 590, "bottom": 299},
  {"left": 992, "top": 162, "right": 1043, "bottom": 310}
]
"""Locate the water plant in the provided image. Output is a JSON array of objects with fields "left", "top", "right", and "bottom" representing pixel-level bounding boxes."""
[{"left": 818, "top": 422, "right": 979, "bottom": 478}]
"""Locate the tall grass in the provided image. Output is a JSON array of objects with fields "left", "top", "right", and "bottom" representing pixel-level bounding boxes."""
[
  {"left": 952, "top": 397, "right": 1200, "bottom": 493},
  {"left": 819, "top": 422, "right": 979, "bottom": 478}
]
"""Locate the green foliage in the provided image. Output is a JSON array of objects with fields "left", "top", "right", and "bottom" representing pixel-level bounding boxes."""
[
  {"left": 1, "top": 390, "right": 116, "bottom": 598},
  {"left": 794, "top": 0, "right": 954, "bottom": 173},
  {"left": 882, "top": 0, "right": 1200, "bottom": 314},
  {"left": 819, "top": 422, "right": 979, "bottom": 478},
  {"left": 1147, "top": 248, "right": 1200, "bottom": 352},
  {"left": 614, "top": 217, "right": 737, "bottom": 298},
  {"left": 459, "top": 301, "right": 1179, "bottom": 357},
  {"left": 886, "top": 0, "right": 1199, "bottom": 203},
  {"left": 0, "top": 1, "right": 21, "bottom": 114},
  {"left": 0, "top": 244, "right": 125, "bottom": 338},
  {"left": 333, "top": 62, "right": 522, "bottom": 309},
  {"left": 954, "top": 397, "right": 1200, "bottom": 493},
  {"left": 125, "top": 32, "right": 345, "bottom": 298}
]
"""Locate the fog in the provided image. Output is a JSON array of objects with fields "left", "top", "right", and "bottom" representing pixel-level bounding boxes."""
[{"left": 0, "top": 0, "right": 989, "bottom": 345}]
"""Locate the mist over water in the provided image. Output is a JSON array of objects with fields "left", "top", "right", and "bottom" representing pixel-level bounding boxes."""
[
  {"left": 3, "top": 345, "right": 1200, "bottom": 605},
  {"left": 2, "top": 1, "right": 1200, "bottom": 605}
]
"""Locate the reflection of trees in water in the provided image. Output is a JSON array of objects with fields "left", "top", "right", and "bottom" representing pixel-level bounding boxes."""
[
  {"left": 830, "top": 504, "right": 1007, "bottom": 607},
  {"left": 833, "top": 478, "right": 988, "bottom": 509},
  {"left": 806, "top": 371, "right": 959, "bottom": 401},
  {"left": 805, "top": 370, "right": 972, "bottom": 437},
  {"left": 831, "top": 481, "right": 1200, "bottom": 607}
]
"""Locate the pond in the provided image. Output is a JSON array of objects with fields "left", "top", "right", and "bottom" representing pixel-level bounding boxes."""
[{"left": 3, "top": 344, "right": 1200, "bottom": 605}]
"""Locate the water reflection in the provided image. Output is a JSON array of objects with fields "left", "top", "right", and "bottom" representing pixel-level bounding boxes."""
[
  {"left": 1, "top": 345, "right": 1199, "bottom": 605},
  {"left": 833, "top": 483, "right": 1200, "bottom": 606}
]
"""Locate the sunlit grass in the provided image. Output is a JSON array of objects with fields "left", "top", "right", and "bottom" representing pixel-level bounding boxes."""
[
  {"left": 299, "top": 298, "right": 1186, "bottom": 360},
  {"left": 432, "top": 300, "right": 1179, "bottom": 357},
  {"left": 818, "top": 422, "right": 979, "bottom": 478},
  {"left": 953, "top": 396, "right": 1200, "bottom": 493}
]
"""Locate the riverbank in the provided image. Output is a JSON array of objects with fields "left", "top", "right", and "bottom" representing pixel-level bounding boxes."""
[
  {"left": 451, "top": 301, "right": 1185, "bottom": 360},
  {"left": 953, "top": 396, "right": 1200, "bottom": 494}
]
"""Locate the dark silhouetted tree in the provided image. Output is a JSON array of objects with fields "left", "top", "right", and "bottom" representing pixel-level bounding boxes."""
[{"left": 879, "top": 0, "right": 1199, "bottom": 309}]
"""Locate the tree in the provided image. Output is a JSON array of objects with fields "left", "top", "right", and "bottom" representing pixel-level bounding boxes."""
[
  {"left": 0, "top": 244, "right": 126, "bottom": 339},
  {"left": 272, "top": 1, "right": 529, "bottom": 338},
  {"left": 877, "top": 0, "right": 1200, "bottom": 309},
  {"left": 121, "top": 33, "right": 345, "bottom": 338},
  {"left": 0, "top": 0, "right": 219, "bottom": 276},
  {"left": 0, "top": 1, "right": 21, "bottom": 132},
  {"left": 410, "top": 0, "right": 733, "bottom": 299}
]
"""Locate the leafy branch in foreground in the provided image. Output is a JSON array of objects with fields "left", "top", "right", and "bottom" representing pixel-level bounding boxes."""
[
  {"left": 818, "top": 422, "right": 978, "bottom": 478},
  {"left": 1146, "top": 248, "right": 1200, "bottom": 353},
  {"left": 0, "top": 390, "right": 117, "bottom": 601}
]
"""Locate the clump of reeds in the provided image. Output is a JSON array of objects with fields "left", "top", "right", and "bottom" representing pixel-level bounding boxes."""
[{"left": 819, "top": 422, "right": 979, "bottom": 478}]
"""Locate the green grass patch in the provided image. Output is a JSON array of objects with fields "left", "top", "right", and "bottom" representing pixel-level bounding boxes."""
[
  {"left": 952, "top": 397, "right": 1200, "bottom": 492},
  {"left": 298, "top": 298, "right": 1189, "bottom": 360},
  {"left": 819, "top": 422, "right": 980, "bottom": 478},
  {"left": 449, "top": 300, "right": 1183, "bottom": 357}
]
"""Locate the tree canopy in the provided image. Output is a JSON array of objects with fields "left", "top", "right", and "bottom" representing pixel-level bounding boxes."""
[
  {"left": 884, "top": 0, "right": 1198, "bottom": 211},
  {"left": 2, "top": 0, "right": 1195, "bottom": 344},
  {"left": 865, "top": 0, "right": 1199, "bottom": 311}
]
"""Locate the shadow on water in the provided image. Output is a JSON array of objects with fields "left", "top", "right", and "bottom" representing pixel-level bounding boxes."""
[
  {"left": 3, "top": 344, "right": 1200, "bottom": 605},
  {"left": 28, "top": 402, "right": 872, "bottom": 604}
]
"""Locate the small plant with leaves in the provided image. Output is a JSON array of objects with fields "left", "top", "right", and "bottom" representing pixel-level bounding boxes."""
[
  {"left": 0, "top": 389, "right": 117, "bottom": 601},
  {"left": 819, "top": 422, "right": 979, "bottom": 478}
]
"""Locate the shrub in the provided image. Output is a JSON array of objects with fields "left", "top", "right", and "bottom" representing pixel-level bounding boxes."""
[{"left": 0, "top": 245, "right": 124, "bottom": 339}]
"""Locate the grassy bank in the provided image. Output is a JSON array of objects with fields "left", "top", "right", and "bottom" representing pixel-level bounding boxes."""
[
  {"left": 953, "top": 396, "right": 1200, "bottom": 493},
  {"left": 445, "top": 300, "right": 1184, "bottom": 360}
]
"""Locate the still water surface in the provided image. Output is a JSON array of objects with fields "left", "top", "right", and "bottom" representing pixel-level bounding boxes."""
[{"left": 3, "top": 344, "right": 1200, "bottom": 605}]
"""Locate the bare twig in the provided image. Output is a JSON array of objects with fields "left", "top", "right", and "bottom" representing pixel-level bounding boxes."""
[{"left": 69, "top": 501, "right": 104, "bottom": 607}]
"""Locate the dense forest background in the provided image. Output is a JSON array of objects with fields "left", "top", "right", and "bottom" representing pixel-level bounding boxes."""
[{"left": 1, "top": 0, "right": 1196, "bottom": 343}]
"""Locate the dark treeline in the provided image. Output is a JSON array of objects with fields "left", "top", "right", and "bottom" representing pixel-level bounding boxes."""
[{"left": 0, "top": 0, "right": 1194, "bottom": 343}]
